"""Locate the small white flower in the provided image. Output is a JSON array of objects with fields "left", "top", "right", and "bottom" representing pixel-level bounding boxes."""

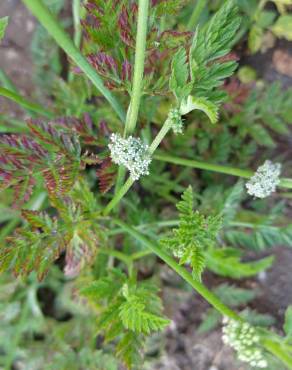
[
  {"left": 168, "top": 108, "right": 184, "bottom": 134},
  {"left": 246, "top": 160, "right": 281, "bottom": 198},
  {"left": 108, "top": 133, "right": 151, "bottom": 181},
  {"left": 222, "top": 318, "right": 267, "bottom": 368}
]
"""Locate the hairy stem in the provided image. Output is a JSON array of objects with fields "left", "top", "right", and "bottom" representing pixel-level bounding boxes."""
[
  {"left": 115, "top": 0, "right": 149, "bottom": 194},
  {"left": 187, "top": 0, "right": 207, "bottom": 29},
  {"left": 22, "top": 0, "right": 126, "bottom": 122},
  {"left": 124, "top": 0, "right": 149, "bottom": 136},
  {"left": 0, "top": 87, "right": 54, "bottom": 118},
  {"left": 154, "top": 152, "right": 292, "bottom": 189}
]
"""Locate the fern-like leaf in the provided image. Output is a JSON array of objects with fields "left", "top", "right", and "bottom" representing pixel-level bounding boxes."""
[
  {"left": 119, "top": 296, "right": 170, "bottom": 334},
  {"left": 189, "top": 0, "right": 241, "bottom": 109},
  {"left": 0, "top": 211, "right": 68, "bottom": 279},
  {"left": 161, "top": 186, "right": 222, "bottom": 281}
]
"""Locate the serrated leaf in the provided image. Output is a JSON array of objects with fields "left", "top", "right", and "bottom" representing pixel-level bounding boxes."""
[
  {"left": 213, "top": 283, "right": 256, "bottom": 307},
  {"left": 188, "top": 1, "right": 240, "bottom": 109},
  {"left": 80, "top": 269, "right": 127, "bottom": 302},
  {"left": 161, "top": 186, "right": 222, "bottom": 280},
  {"left": 225, "top": 224, "right": 292, "bottom": 250},
  {"left": 249, "top": 124, "right": 276, "bottom": 147},
  {"left": 176, "top": 185, "right": 194, "bottom": 215},
  {"left": 180, "top": 96, "right": 219, "bottom": 123},
  {"left": 190, "top": 1, "right": 240, "bottom": 64},
  {"left": 119, "top": 297, "right": 169, "bottom": 334},
  {"left": 198, "top": 308, "right": 221, "bottom": 333},
  {"left": 221, "top": 181, "right": 244, "bottom": 224},
  {"left": 206, "top": 248, "right": 274, "bottom": 278},
  {"left": 0, "top": 216, "right": 68, "bottom": 279},
  {"left": 169, "top": 48, "right": 192, "bottom": 101},
  {"left": 116, "top": 332, "right": 143, "bottom": 370},
  {"left": 240, "top": 308, "right": 276, "bottom": 327}
]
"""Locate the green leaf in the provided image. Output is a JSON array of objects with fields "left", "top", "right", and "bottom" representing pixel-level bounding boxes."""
[
  {"left": 221, "top": 181, "right": 244, "bottom": 224},
  {"left": 116, "top": 332, "right": 144, "bottom": 370},
  {"left": 225, "top": 224, "right": 292, "bottom": 250},
  {"left": 240, "top": 308, "right": 275, "bottom": 327},
  {"left": 206, "top": 247, "right": 274, "bottom": 278},
  {"left": 213, "top": 283, "right": 256, "bottom": 307},
  {"left": 180, "top": 96, "right": 219, "bottom": 124},
  {"left": 284, "top": 306, "right": 292, "bottom": 338},
  {"left": 80, "top": 269, "right": 127, "bottom": 302},
  {"left": 190, "top": 1, "right": 240, "bottom": 65},
  {"left": 176, "top": 185, "right": 194, "bottom": 215},
  {"left": 249, "top": 124, "right": 276, "bottom": 147},
  {"left": 271, "top": 15, "right": 292, "bottom": 41},
  {"left": 188, "top": 0, "right": 240, "bottom": 110},
  {"left": 198, "top": 308, "right": 221, "bottom": 333},
  {"left": 248, "top": 25, "right": 263, "bottom": 53},
  {"left": 0, "top": 212, "right": 68, "bottom": 279},
  {"left": 169, "top": 48, "right": 192, "bottom": 102},
  {"left": 119, "top": 296, "right": 170, "bottom": 334},
  {"left": 258, "top": 10, "right": 277, "bottom": 28},
  {"left": 0, "top": 17, "right": 8, "bottom": 42},
  {"left": 161, "top": 186, "right": 222, "bottom": 281}
]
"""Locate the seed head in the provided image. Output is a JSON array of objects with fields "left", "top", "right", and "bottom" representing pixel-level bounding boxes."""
[
  {"left": 246, "top": 160, "right": 281, "bottom": 198},
  {"left": 108, "top": 133, "right": 151, "bottom": 181},
  {"left": 168, "top": 108, "right": 184, "bottom": 134},
  {"left": 222, "top": 318, "right": 267, "bottom": 368}
]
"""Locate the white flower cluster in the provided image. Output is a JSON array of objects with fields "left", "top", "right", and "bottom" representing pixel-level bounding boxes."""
[
  {"left": 168, "top": 108, "right": 184, "bottom": 134},
  {"left": 222, "top": 317, "right": 267, "bottom": 368},
  {"left": 246, "top": 160, "right": 281, "bottom": 198},
  {"left": 108, "top": 133, "right": 151, "bottom": 181}
]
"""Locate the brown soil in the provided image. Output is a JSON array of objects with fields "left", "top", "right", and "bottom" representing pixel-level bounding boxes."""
[{"left": 1, "top": 2, "right": 292, "bottom": 370}]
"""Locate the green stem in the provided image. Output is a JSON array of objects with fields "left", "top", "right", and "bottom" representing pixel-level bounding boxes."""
[
  {"left": 72, "top": 0, "right": 82, "bottom": 48},
  {"left": 123, "top": 0, "right": 149, "bottom": 135},
  {"left": 154, "top": 153, "right": 292, "bottom": 190},
  {"left": 68, "top": 0, "right": 82, "bottom": 82},
  {"left": 104, "top": 119, "right": 172, "bottom": 215},
  {"left": 115, "top": 0, "right": 149, "bottom": 195},
  {"left": 0, "top": 69, "right": 17, "bottom": 92},
  {"left": 22, "top": 0, "right": 126, "bottom": 122},
  {"left": 149, "top": 119, "right": 172, "bottom": 154},
  {"left": 113, "top": 219, "right": 292, "bottom": 368},
  {"left": 104, "top": 177, "right": 134, "bottom": 216},
  {"left": 99, "top": 248, "right": 131, "bottom": 266},
  {"left": 187, "top": 0, "right": 207, "bottom": 29},
  {"left": 0, "top": 87, "right": 53, "bottom": 118},
  {"left": 262, "top": 339, "right": 292, "bottom": 369},
  {"left": 113, "top": 219, "right": 241, "bottom": 321},
  {"left": 131, "top": 249, "right": 152, "bottom": 261}
]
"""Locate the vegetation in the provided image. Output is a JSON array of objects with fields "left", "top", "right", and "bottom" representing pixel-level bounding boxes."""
[{"left": 0, "top": 0, "right": 292, "bottom": 369}]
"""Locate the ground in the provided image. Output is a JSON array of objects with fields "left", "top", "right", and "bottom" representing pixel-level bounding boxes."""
[{"left": 1, "top": 1, "right": 292, "bottom": 369}]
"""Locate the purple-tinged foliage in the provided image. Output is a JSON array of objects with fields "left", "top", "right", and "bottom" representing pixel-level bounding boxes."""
[
  {"left": 81, "top": 0, "right": 190, "bottom": 95},
  {"left": 96, "top": 157, "right": 116, "bottom": 193},
  {"left": 0, "top": 115, "right": 106, "bottom": 206}
]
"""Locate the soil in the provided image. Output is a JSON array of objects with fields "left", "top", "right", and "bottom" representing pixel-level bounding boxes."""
[
  {"left": 0, "top": 0, "right": 36, "bottom": 118},
  {"left": 1, "top": 2, "right": 292, "bottom": 370}
]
